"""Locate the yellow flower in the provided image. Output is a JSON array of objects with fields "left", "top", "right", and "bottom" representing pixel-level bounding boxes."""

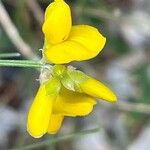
[
  {"left": 27, "top": 65, "right": 117, "bottom": 138},
  {"left": 27, "top": 0, "right": 117, "bottom": 138},
  {"left": 42, "top": 0, "right": 106, "bottom": 64}
]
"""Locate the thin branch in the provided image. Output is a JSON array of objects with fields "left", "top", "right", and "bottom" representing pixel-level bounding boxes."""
[
  {"left": 115, "top": 101, "right": 150, "bottom": 114},
  {"left": 75, "top": 6, "right": 120, "bottom": 22},
  {"left": 26, "top": 0, "right": 44, "bottom": 25},
  {"left": 0, "top": 52, "right": 21, "bottom": 58},
  {"left": 0, "top": 1, "right": 38, "bottom": 60},
  {"left": 0, "top": 60, "right": 43, "bottom": 68},
  {"left": 12, "top": 128, "right": 100, "bottom": 150},
  {"left": 101, "top": 101, "right": 150, "bottom": 115}
]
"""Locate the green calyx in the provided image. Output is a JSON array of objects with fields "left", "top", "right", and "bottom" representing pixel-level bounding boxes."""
[
  {"left": 61, "top": 67, "right": 89, "bottom": 92},
  {"left": 43, "top": 65, "right": 89, "bottom": 94},
  {"left": 52, "top": 65, "right": 66, "bottom": 78}
]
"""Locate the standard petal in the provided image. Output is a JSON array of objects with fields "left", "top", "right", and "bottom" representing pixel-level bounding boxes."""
[
  {"left": 44, "top": 40, "right": 90, "bottom": 64},
  {"left": 69, "top": 25, "right": 106, "bottom": 60},
  {"left": 44, "top": 25, "right": 106, "bottom": 64},
  {"left": 47, "top": 114, "right": 64, "bottom": 134},
  {"left": 80, "top": 78, "right": 117, "bottom": 102},
  {"left": 42, "top": 0, "right": 72, "bottom": 44},
  {"left": 53, "top": 88, "right": 96, "bottom": 116},
  {"left": 27, "top": 84, "right": 54, "bottom": 138}
]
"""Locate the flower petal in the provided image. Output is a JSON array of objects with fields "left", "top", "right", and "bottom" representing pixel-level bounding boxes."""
[
  {"left": 47, "top": 114, "right": 64, "bottom": 134},
  {"left": 27, "top": 78, "right": 61, "bottom": 138},
  {"left": 27, "top": 84, "right": 54, "bottom": 138},
  {"left": 44, "top": 25, "right": 106, "bottom": 64},
  {"left": 44, "top": 40, "right": 90, "bottom": 64},
  {"left": 53, "top": 88, "right": 96, "bottom": 116},
  {"left": 80, "top": 78, "right": 117, "bottom": 102},
  {"left": 69, "top": 25, "right": 106, "bottom": 58},
  {"left": 42, "top": 0, "right": 72, "bottom": 44}
]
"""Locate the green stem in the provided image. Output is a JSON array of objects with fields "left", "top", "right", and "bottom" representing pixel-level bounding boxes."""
[
  {"left": 12, "top": 128, "right": 100, "bottom": 150},
  {"left": 0, "top": 60, "right": 43, "bottom": 68},
  {"left": 0, "top": 53, "right": 21, "bottom": 58}
]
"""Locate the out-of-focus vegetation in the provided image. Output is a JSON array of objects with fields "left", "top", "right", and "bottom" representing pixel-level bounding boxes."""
[{"left": 0, "top": 0, "right": 149, "bottom": 149}]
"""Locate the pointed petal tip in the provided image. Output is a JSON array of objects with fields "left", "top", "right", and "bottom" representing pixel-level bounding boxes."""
[
  {"left": 97, "top": 89, "right": 118, "bottom": 103},
  {"left": 80, "top": 78, "right": 117, "bottom": 103},
  {"left": 106, "top": 93, "right": 117, "bottom": 103}
]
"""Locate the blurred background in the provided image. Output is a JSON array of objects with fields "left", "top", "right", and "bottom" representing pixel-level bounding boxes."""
[{"left": 0, "top": 0, "right": 150, "bottom": 149}]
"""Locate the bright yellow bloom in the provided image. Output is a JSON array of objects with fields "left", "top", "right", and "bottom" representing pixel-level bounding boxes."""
[
  {"left": 27, "top": 66, "right": 117, "bottom": 138},
  {"left": 27, "top": 0, "right": 117, "bottom": 138},
  {"left": 42, "top": 0, "right": 106, "bottom": 64}
]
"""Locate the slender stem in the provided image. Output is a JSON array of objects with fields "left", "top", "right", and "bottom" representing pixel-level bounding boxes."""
[
  {"left": 0, "top": 1, "right": 38, "bottom": 59},
  {"left": 0, "top": 60, "right": 43, "bottom": 68},
  {"left": 0, "top": 53, "right": 21, "bottom": 58},
  {"left": 12, "top": 128, "right": 100, "bottom": 150}
]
